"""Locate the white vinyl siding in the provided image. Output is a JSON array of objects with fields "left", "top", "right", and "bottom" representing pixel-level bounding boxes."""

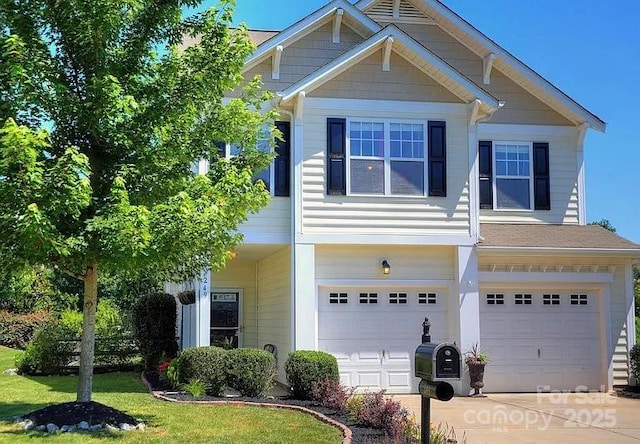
[
  {"left": 302, "top": 98, "right": 470, "bottom": 236},
  {"left": 479, "top": 126, "right": 580, "bottom": 224},
  {"left": 257, "top": 247, "right": 291, "bottom": 383}
]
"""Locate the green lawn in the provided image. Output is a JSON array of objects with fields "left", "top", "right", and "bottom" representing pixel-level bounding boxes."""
[{"left": 0, "top": 346, "right": 342, "bottom": 443}]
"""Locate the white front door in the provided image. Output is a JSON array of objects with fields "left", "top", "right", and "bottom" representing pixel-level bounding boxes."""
[
  {"left": 318, "top": 288, "right": 448, "bottom": 393},
  {"left": 480, "top": 291, "right": 602, "bottom": 392}
]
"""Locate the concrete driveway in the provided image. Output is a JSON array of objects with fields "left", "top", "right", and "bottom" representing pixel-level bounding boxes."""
[{"left": 393, "top": 393, "right": 640, "bottom": 443}]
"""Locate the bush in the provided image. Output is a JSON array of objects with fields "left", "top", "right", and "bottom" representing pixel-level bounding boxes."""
[
  {"left": 311, "top": 378, "right": 353, "bottom": 414},
  {"left": 285, "top": 350, "right": 339, "bottom": 400},
  {"left": 0, "top": 310, "right": 51, "bottom": 349},
  {"left": 132, "top": 292, "right": 178, "bottom": 373},
  {"left": 631, "top": 344, "right": 640, "bottom": 384},
  {"left": 15, "top": 321, "right": 76, "bottom": 374},
  {"left": 347, "top": 391, "right": 418, "bottom": 442},
  {"left": 226, "top": 348, "right": 276, "bottom": 397},
  {"left": 178, "top": 346, "right": 228, "bottom": 396}
]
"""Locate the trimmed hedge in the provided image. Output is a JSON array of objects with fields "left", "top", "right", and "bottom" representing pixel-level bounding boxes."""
[
  {"left": 178, "top": 346, "right": 228, "bottom": 396},
  {"left": 226, "top": 348, "right": 276, "bottom": 397},
  {"left": 15, "top": 320, "right": 76, "bottom": 374},
  {"left": 285, "top": 350, "right": 339, "bottom": 400},
  {"left": 132, "top": 292, "right": 178, "bottom": 373},
  {"left": 0, "top": 310, "right": 51, "bottom": 349}
]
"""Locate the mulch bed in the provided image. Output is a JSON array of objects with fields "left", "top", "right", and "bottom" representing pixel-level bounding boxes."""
[
  {"left": 21, "top": 401, "right": 139, "bottom": 427},
  {"left": 144, "top": 375, "right": 385, "bottom": 444},
  {"left": 614, "top": 385, "right": 640, "bottom": 399}
]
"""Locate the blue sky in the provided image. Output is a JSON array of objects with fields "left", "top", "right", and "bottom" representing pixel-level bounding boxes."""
[{"left": 215, "top": 0, "right": 640, "bottom": 243}]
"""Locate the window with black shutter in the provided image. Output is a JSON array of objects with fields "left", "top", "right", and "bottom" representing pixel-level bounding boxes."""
[
  {"left": 428, "top": 121, "right": 447, "bottom": 197},
  {"left": 327, "top": 118, "right": 347, "bottom": 195},
  {"left": 274, "top": 121, "right": 290, "bottom": 197}
]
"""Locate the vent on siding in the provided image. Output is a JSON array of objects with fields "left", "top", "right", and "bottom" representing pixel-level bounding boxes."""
[
  {"left": 389, "top": 293, "right": 408, "bottom": 304},
  {"left": 359, "top": 293, "right": 378, "bottom": 304},
  {"left": 570, "top": 294, "right": 588, "bottom": 306},
  {"left": 329, "top": 293, "right": 348, "bottom": 304},
  {"left": 418, "top": 293, "right": 437, "bottom": 304},
  {"left": 543, "top": 294, "right": 560, "bottom": 306},
  {"left": 515, "top": 294, "right": 532, "bottom": 305},
  {"left": 486, "top": 294, "right": 504, "bottom": 305},
  {"left": 365, "top": 0, "right": 433, "bottom": 23}
]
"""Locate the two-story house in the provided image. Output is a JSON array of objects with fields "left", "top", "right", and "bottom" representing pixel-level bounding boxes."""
[{"left": 175, "top": 0, "right": 639, "bottom": 394}]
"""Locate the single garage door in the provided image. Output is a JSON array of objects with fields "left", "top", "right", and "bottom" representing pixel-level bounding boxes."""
[
  {"left": 318, "top": 288, "right": 448, "bottom": 393},
  {"left": 480, "top": 291, "right": 602, "bottom": 393}
]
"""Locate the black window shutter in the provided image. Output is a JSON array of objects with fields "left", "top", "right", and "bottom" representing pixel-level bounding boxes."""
[
  {"left": 478, "top": 140, "right": 493, "bottom": 209},
  {"left": 533, "top": 142, "right": 550, "bottom": 210},
  {"left": 428, "top": 121, "right": 447, "bottom": 197},
  {"left": 274, "top": 121, "right": 290, "bottom": 197},
  {"left": 327, "top": 118, "right": 346, "bottom": 195}
]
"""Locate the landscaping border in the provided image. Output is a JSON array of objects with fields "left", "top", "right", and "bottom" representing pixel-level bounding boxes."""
[{"left": 140, "top": 373, "right": 352, "bottom": 444}]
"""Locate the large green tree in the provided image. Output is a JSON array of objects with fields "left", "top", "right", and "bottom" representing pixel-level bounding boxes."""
[{"left": 0, "top": 0, "right": 274, "bottom": 402}]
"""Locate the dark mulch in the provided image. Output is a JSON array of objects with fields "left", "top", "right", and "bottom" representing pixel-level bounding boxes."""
[
  {"left": 22, "top": 401, "right": 139, "bottom": 427},
  {"left": 614, "top": 385, "right": 640, "bottom": 399},
  {"left": 146, "top": 377, "right": 385, "bottom": 444}
]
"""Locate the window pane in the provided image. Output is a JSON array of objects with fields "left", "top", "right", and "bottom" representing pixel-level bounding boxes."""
[
  {"left": 390, "top": 141, "right": 401, "bottom": 158},
  {"left": 496, "top": 160, "right": 507, "bottom": 176},
  {"left": 402, "top": 141, "right": 412, "bottom": 158},
  {"left": 496, "top": 178, "right": 530, "bottom": 209},
  {"left": 351, "top": 159, "right": 384, "bottom": 194},
  {"left": 390, "top": 161, "right": 424, "bottom": 195},
  {"left": 255, "top": 166, "right": 271, "bottom": 191},
  {"left": 362, "top": 140, "right": 373, "bottom": 156},
  {"left": 374, "top": 140, "right": 384, "bottom": 157},
  {"left": 414, "top": 141, "right": 424, "bottom": 158},
  {"left": 350, "top": 140, "right": 361, "bottom": 156}
]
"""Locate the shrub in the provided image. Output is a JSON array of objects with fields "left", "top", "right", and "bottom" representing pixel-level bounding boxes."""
[
  {"left": 347, "top": 391, "right": 418, "bottom": 442},
  {"left": 15, "top": 321, "right": 76, "bottom": 374},
  {"left": 311, "top": 378, "right": 353, "bottom": 414},
  {"left": 179, "top": 346, "right": 228, "bottom": 396},
  {"left": 285, "top": 350, "right": 339, "bottom": 400},
  {"left": 0, "top": 310, "right": 51, "bottom": 349},
  {"left": 226, "top": 348, "right": 276, "bottom": 397},
  {"left": 132, "top": 292, "right": 178, "bottom": 373},
  {"left": 631, "top": 344, "right": 640, "bottom": 384},
  {"left": 181, "top": 378, "right": 208, "bottom": 398},
  {"left": 166, "top": 358, "right": 181, "bottom": 388}
]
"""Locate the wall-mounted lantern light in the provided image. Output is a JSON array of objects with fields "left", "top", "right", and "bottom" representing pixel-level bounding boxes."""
[{"left": 381, "top": 260, "right": 391, "bottom": 275}]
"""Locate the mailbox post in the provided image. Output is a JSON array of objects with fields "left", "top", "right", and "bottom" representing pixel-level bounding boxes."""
[{"left": 414, "top": 318, "right": 461, "bottom": 444}]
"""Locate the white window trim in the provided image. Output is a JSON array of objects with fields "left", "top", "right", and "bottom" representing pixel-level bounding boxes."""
[
  {"left": 492, "top": 141, "right": 534, "bottom": 212},
  {"left": 346, "top": 117, "right": 428, "bottom": 197}
]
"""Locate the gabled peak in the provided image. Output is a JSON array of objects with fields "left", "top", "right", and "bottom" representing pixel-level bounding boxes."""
[{"left": 361, "top": 0, "right": 434, "bottom": 24}]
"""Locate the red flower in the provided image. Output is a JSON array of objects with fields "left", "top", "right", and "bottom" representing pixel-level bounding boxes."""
[{"left": 158, "top": 361, "right": 171, "bottom": 372}]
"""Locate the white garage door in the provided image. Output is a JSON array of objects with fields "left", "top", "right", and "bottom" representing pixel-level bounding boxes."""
[
  {"left": 480, "top": 291, "right": 602, "bottom": 393},
  {"left": 318, "top": 288, "right": 448, "bottom": 393}
]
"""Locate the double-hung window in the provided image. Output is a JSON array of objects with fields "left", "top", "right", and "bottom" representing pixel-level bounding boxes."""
[
  {"left": 348, "top": 120, "right": 425, "bottom": 196},
  {"left": 229, "top": 126, "right": 274, "bottom": 193},
  {"left": 494, "top": 142, "right": 533, "bottom": 210}
]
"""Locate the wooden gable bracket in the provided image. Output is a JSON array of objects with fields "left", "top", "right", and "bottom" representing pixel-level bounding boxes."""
[
  {"left": 294, "top": 91, "right": 306, "bottom": 120},
  {"left": 468, "top": 99, "right": 482, "bottom": 125},
  {"left": 483, "top": 53, "right": 497, "bottom": 85},
  {"left": 382, "top": 37, "right": 394, "bottom": 72},
  {"left": 333, "top": 8, "right": 344, "bottom": 44},
  {"left": 272, "top": 45, "right": 283, "bottom": 80}
]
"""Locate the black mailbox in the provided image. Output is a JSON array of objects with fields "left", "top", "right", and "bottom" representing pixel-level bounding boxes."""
[{"left": 415, "top": 342, "right": 462, "bottom": 382}]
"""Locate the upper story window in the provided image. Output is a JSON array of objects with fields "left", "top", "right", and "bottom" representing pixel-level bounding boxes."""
[
  {"left": 479, "top": 140, "right": 550, "bottom": 211},
  {"left": 348, "top": 120, "right": 425, "bottom": 196},
  {"left": 494, "top": 142, "right": 533, "bottom": 210},
  {"left": 327, "top": 118, "right": 446, "bottom": 198},
  {"left": 217, "top": 121, "right": 290, "bottom": 197}
]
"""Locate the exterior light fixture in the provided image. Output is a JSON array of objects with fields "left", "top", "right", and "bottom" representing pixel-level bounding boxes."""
[{"left": 381, "top": 260, "right": 391, "bottom": 275}]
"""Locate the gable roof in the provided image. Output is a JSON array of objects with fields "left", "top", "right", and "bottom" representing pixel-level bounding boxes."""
[
  {"left": 243, "top": 0, "right": 381, "bottom": 74},
  {"left": 479, "top": 224, "right": 640, "bottom": 254},
  {"left": 279, "top": 23, "right": 499, "bottom": 112},
  {"left": 355, "top": 0, "right": 606, "bottom": 132}
]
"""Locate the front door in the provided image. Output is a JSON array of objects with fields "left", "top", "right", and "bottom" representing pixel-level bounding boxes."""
[{"left": 210, "top": 291, "right": 241, "bottom": 349}]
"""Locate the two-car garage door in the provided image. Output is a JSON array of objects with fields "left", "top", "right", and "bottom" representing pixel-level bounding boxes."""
[
  {"left": 480, "top": 291, "right": 602, "bottom": 393},
  {"left": 318, "top": 288, "right": 447, "bottom": 393}
]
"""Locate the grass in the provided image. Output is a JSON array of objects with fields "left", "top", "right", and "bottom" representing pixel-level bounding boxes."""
[{"left": 0, "top": 346, "right": 342, "bottom": 443}]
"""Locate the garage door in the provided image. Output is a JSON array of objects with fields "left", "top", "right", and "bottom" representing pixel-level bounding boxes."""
[
  {"left": 480, "top": 291, "right": 601, "bottom": 393},
  {"left": 318, "top": 288, "right": 448, "bottom": 393}
]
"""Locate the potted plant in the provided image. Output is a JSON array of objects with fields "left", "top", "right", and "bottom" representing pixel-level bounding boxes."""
[{"left": 464, "top": 343, "right": 489, "bottom": 397}]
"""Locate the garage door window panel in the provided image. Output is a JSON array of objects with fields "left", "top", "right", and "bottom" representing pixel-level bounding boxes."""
[
  {"left": 359, "top": 293, "right": 378, "bottom": 304},
  {"left": 389, "top": 293, "right": 408, "bottom": 304},
  {"left": 570, "top": 294, "right": 588, "bottom": 306},
  {"left": 543, "top": 294, "right": 560, "bottom": 306},
  {"left": 486, "top": 294, "right": 505, "bottom": 305},
  {"left": 329, "top": 293, "right": 348, "bottom": 304},
  {"left": 418, "top": 292, "right": 437, "bottom": 304},
  {"left": 515, "top": 294, "right": 532, "bottom": 305}
]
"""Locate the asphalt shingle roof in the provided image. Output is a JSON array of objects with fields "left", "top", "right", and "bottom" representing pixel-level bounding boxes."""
[{"left": 479, "top": 224, "right": 640, "bottom": 251}]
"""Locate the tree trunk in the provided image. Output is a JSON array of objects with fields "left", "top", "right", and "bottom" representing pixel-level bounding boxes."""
[{"left": 77, "top": 264, "right": 98, "bottom": 402}]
